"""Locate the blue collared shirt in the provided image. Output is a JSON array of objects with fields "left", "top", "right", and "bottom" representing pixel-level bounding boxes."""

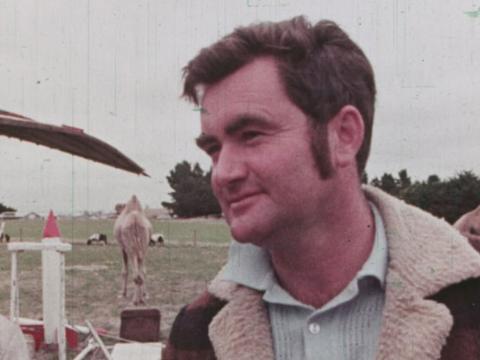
[{"left": 220, "top": 204, "right": 388, "bottom": 359}]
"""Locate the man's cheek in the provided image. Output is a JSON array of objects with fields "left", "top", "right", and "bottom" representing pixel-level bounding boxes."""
[
  {"left": 213, "top": 188, "right": 223, "bottom": 204},
  {"left": 212, "top": 187, "right": 227, "bottom": 209}
]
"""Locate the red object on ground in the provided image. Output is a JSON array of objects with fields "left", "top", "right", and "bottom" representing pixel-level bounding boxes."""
[
  {"left": 20, "top": 324, "right": 44, "bottom": 351},
  {"left": 65, "top": 326, "right": 79, "bottom": 349},
  {"left": 42, "top": 210, "right": 61, "bottom": 238},
  {"left": 20, "top": 324, "right": 79, "bottom": 351}
]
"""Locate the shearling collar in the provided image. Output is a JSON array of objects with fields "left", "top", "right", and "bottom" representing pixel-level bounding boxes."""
[
  {"left": 365, "top": 186, "right": 480, "bottom": 359},
  {"left": 207, "top": 186, "right": 480, "bottom": 360}
]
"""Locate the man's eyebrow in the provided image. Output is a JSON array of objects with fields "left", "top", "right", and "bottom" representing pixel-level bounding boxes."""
[
  {"left": 195, "top": 114, "right": 272, "bottom": 150},
  {"left": 195, "top": 133, "right": 217, "bottom": 150},
  {"left": 225, "top": 114, "right": 272, "bottom": 136}
]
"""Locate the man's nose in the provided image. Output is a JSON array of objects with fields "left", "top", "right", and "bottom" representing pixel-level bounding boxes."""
[{"left": 212, "top": 145, "right": 247, "bottom": 190}]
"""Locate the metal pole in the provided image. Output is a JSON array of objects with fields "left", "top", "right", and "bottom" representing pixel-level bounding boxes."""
[
  {"left": 86, "top": 320, "right": 113, "bottom": 360},
  {"left": 72, "top": 338, "right": 98, "bottom": 360}
]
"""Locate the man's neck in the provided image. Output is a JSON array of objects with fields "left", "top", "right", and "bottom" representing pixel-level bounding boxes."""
[{"left": 268, "top": 189, "right": 375, "bottom": 309}]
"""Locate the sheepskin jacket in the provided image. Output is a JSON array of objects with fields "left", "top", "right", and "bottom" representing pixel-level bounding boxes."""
[
  {"left": 0, "top": 315, "right": 30, "bottom": 360},
  {"left": 163, "top": 186, "right": 480, "bottom": 360}
]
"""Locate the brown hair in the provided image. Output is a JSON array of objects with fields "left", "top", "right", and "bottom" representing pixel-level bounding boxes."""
[{"left": 183, "top": 16, "right": 376, "bottom": 176}]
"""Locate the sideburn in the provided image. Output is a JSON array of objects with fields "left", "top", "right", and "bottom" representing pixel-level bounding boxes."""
[{"left": 309, "top": 122, "right": 334, "bottom": 179}]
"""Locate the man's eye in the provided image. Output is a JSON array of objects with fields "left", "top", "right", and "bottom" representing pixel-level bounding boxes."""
[
  {"left": 205, "top": 145, "right": 220, "bottom": 156},
  {"left": 241, "top": 131, "right": 261, "bottom": 141}
]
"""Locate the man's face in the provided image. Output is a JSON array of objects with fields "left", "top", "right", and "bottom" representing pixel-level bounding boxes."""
[{"left": 197, "top": 57, "right": 338, "bottom": 247}]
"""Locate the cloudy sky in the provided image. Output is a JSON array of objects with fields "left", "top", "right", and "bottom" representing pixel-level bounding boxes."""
[{"left": 0, "top": 0, "right": 479, "bottom": 215}]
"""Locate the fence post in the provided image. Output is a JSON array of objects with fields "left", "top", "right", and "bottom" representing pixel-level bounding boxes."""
[
  {"left": 42, "top": 238, "right": 62, "bottom": 344},
  {"left": 10, "top": 251, "right": 19, "bottom": 321}
]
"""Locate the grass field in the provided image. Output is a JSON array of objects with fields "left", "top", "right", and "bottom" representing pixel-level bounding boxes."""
[
  {"left": 0, "top": 218, "right": 231, "bottom": 359},
  {"left": 4, "top": 218, "right": 231, "bottom": 245}
]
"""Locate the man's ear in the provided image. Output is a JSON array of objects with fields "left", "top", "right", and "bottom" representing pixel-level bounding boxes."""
[{"left": 328, "top": 105, "right": 365, "bottom": 169}]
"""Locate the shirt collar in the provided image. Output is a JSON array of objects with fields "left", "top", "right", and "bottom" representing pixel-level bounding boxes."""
[
  {"left": 220, "top": 202, "right": 388, "bottom": 307},
  {"left": 360, "top": 203, "right": 388, "bottom": 289}
]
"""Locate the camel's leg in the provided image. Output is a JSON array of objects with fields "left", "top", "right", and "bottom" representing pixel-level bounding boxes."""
[
  {"left": 121, "top": 249, "right": 129, "bottom": 298},
  {"left": 138, "top": 256, "right": 147, "bottom": 303},
  {"left": 132, "top": 256, "right": 146, "bottom": 306},
  {"left": 141, "top": 257, "right": 148, "bottom": 300}
]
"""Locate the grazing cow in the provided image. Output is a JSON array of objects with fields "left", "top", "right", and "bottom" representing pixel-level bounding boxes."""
[
  {"left": 453, "top": 205, "right": 480, "bottom": 251},
  {"left": 0, "top": 221, "right": 9, "bottom": 243},
  {"left": 114, "top": 195, "right": 152, "bottom": 306},
  {"left": 149, "top": 233, "right": 165, "bottom": 246},
  {"left": 87, "top": 233, "right": 108, "bottom": 245}
]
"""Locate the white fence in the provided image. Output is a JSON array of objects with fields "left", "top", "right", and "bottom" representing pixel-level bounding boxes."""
[{"left": 8, "top": 238, "right": 72, "bottom": 360}]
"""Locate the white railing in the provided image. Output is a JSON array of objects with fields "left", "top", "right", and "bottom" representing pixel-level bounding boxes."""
[{"left": 8, "top": 239, "right": 72, "bottom": 360}]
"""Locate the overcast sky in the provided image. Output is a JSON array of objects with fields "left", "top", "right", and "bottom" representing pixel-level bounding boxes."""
[{"left": 0, "top": 0, "right": 479, "bottom": 215}]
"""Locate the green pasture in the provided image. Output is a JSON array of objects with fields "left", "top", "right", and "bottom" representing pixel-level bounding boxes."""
[{"left": 3, "top": 218, "right": 231, "bottom": 245}]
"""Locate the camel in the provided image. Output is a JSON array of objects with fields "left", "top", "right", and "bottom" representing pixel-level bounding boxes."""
[
  {"left": 113, "top": 195, "right": 153, "bottom": 305},
  {"left": 453, "top": 205, "right": 480, "bottom": 251}
]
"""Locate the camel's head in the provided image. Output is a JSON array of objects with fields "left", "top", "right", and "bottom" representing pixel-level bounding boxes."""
[{"left": 124, "top": 195, "right": 143, "bottom": 213}]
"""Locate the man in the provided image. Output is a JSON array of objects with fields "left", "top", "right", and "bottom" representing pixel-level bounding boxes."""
[{"left": 163, "top": 16, "right": 480, "bottom": 360}]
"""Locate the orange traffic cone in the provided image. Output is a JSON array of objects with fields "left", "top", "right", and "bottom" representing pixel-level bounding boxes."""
[{"left": 42, "top": 210, "right": 61, "bottom": 238}]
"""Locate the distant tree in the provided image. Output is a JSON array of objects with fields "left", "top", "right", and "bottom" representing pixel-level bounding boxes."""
[
  {"left": 371, "top": 173, "right": 399, "bottom": 196},
  {"left": 114, "top": 203, "right": 126, "bottom": 215},
  {"left": 0, "top": 203, "right": 15, "bottom": 214},
  {"left": 402, "top": 180, "right": 444, "bottom": 218},
  {"left": 427, "top": 174, "right": 440, "bottom": 184},
  {"left": 442, "top": 171, "right": 480, "bottom": 223},
  {"left": 398, "top": 169, "right": 411, "bottom": 189},
  {"left": 395, "top": 169, "right": 412, "bottom": 198},
  {"left": 370, "top": 170, "right": 480, "bottom": 223},
  {"left": 402, "top": 171, "right": 480, "bottom": 223},
  {"left": 162, "top": 161, "right": 221, "bottom": 218},
  {"left": 361, "top": 172, "right": 368, "bottom": 184}
]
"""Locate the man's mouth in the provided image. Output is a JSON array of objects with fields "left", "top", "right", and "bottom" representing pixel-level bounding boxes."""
[{"left": 226, "top": 192, "right": 261, "bottom": 209}]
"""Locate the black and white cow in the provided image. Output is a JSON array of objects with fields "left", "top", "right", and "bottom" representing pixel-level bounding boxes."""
[
  {"left": 149, "top": 233, "right": 165, "bottom": 246},
  {"left": 0, "top": 233, "right": 10, "bottom": 243},
  {"left": 87, "top": 233, "right": 108, "bottom": 245},
  {"left": 0, "top": 222, "right": 9, "bottom": 243}
]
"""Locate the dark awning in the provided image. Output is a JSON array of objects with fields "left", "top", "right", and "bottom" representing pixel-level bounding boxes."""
[{"left": 0, "top": 109, "right": 147, "bottom": 176}]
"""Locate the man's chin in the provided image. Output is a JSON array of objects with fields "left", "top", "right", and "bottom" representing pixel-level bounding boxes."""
[
  {"left": 229, "top": 224, "right": 249, "bottom": 243},
  {"left": 229, "top": 220, "right": 267, "bottom": 247}
]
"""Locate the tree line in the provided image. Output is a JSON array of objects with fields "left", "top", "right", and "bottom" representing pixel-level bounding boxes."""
[
  {"left": 366, "top": 169, "right": 480, "bottom": 224},
  {"left": 0, "top": 203, "right": 15, "bottom": 214},
  {"left": 3, "top": 162, "right": 479, "bottom": 223},
  {"left": 161, "top": 161, "right": 221, "bottom": 218},
  {"left": 163, "top": 162, "right": 480, "bottom": 223}
]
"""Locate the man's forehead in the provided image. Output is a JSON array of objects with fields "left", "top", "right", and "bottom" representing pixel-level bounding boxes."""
[{"left": 199, "top": 57, "right": 286, "bottom": 109}]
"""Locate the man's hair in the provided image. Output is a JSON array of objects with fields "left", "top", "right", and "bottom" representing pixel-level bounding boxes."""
[{"left": 183, "top": 16, "right": 376, "bottom": 176}]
